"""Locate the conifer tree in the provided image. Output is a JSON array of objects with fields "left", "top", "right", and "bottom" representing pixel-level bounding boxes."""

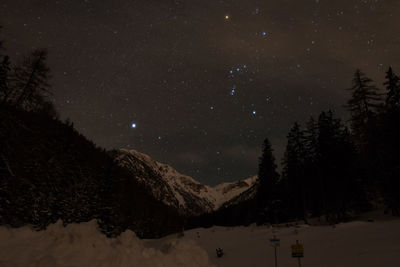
[
  {"left": 346, "top": 69, "right": 381, "bottom": 145},
  {"left": 0, "top": 26, "right": 11, "bottom": 104},
  {"left": 0, "top": 25, "right": 4, "bottom": 54},
  {"left": 0, "top": 55, "right": 11, "bottom": 103},
  {"left": 316, "top": 111, "right": 338, "bottom": 216},
  {"left": 303, "top": 116, "right": 320, "bottom": 215},
  {"left": 258, "top": 138, "right": 279, "bottom": 196},
  {"left": 13, "top": 49, "right": 52, "bottom": 111},
  {"left": 317, "top": 111, "right": 363, "bottom": 221},
  {"left": 378, "top": 67, "right": 400, "bottom": 215},
  {"left": 283, "top": 123, "right": 306, "bottom": 176},
  {"left": 282, "top": 122, "right": 307, "bottom": 220},
  {"left": 304, "top": 116, "right": 318, "bottom": 163},
  {"left": 384, "top": 67, "right": 400, "bottom": 110},
  {"left": 257, "top": 137, "right": 279, "bottom": 222}
]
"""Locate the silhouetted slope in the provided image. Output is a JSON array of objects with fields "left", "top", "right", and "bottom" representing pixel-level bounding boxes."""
[{"left": 0, "top": 104, "right": 182, "bottom": 238}]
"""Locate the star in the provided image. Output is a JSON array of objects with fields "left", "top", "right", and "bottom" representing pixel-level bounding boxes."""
[{"left": 131, "top": 123, "right": 137, "bottom": 128}]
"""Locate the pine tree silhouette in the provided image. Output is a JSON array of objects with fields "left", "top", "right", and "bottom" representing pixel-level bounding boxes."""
[
  {"left": 13, "top": 49, "right": 52, "bottom": 111},
  {"left": 0, "top": 26, "right": 11, "bottom": 104},
  {"left": 0, "top": 55, "right": 11, "bottom": 103},
  {"left": 346, "top": 69, "right": 382, "bottom": 146},
  {"left": 0, "top": 25, "right": 4, "bottom": 54},
  {"left": 384, "top": 67, "right": 400, "bottom": 110},
  {"left": 282, "top": 122, "right": 308, "bottom": 221},
  {"left": 257, "top": 137, "right": 279, "bottom": 223},
  {"left": 303, "top": 116, "right": 320, "bottom": 216}
]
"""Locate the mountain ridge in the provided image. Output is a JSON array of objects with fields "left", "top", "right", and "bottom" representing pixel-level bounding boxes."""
[{"left": 113, "top": 149, "right": 258, "bottom": 216}]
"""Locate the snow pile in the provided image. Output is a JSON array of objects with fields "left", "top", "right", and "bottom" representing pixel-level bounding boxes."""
[{"left": 0, "top": 220, "right": 214, "bottom": 267}]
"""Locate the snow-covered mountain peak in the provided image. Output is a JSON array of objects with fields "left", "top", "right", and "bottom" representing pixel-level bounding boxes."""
[
  {"left": 114, "top": 149, "right": 258, "bottom": 216},
  {"left": 212, "top": 175, "right": 258, "bottom": 208}
]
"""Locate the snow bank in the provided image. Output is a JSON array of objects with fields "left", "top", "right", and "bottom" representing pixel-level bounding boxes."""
[{"left": 0, "top": 220, "right": 214, "bottom": 267}]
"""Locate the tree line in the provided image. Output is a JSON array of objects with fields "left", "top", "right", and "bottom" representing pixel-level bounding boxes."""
[{"left": 257, "top": 67, "right": 400, "bottom": 224}]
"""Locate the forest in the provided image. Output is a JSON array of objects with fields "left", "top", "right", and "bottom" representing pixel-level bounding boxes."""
[{"left": 256, "top": 67, "right": 400, "bottom": 224}]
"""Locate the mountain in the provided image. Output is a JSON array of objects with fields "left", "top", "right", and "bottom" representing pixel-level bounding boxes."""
[{"left": 112, "top": 149, "right": 258, "bottom": 216}]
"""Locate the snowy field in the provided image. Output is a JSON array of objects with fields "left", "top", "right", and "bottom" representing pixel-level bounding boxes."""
[
  {"left": 1, "top": 218, "right": 400, "bottom": 267},
  {"left": 166, "top": 218, "right": 400, "bottom": 267}
]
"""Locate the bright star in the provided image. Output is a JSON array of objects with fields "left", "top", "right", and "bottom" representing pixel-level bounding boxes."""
[
  {"left": 131, "top": 123, "right": 137, "bottom": 128},
  {"left": 225, "top": 15, "right": 229, "bottom": 20},
  {"left": 262, "top": 32, "right": 267, "bottom": 36},
  {"left": 252, "top": 110, "right": 257, "bottom": 115}
]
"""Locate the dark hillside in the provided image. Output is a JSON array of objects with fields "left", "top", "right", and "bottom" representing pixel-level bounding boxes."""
[{"left": 0, "top": 104, "right": 182, "bottom": 238}]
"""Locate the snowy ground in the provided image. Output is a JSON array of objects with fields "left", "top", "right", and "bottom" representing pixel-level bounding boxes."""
[
  {"left": 1, "top": 217, "right": 400, "bottom": 267},
  {"left": 148, "top": 217, "right": 400, "bottom": 267}
]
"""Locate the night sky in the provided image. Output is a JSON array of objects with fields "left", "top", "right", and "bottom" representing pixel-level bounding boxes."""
[{"left": 1, "top": 0, "right": 399, "bottom": 185}]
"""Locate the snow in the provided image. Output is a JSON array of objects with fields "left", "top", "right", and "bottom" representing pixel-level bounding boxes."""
[
  {"left": 150, "top": 218, "right": 400, "bottom": 267},
  {"left": 117, "top": 149, "right": 258, "bottom": 212},
  {"left": 0, "top": 220, "right": 213, "bottom": 267},
  {"left": 211, "top": 176, "right": 258, "bottom": 208},
  {"left": 1, "top": 217, "right": 400, "bottom": 267}
]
